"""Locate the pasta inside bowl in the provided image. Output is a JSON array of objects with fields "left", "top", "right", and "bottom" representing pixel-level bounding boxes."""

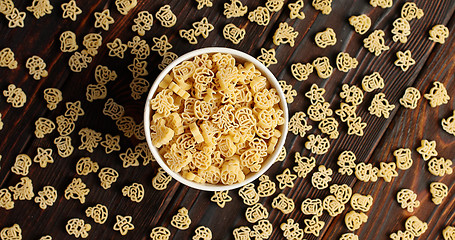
[{"left": 144, "top": 47, "right": 288, "bottom": 191}]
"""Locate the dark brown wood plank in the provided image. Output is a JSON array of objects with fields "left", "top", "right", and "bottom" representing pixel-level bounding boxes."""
[{"left": 0, "top": 0, "right": 454, "bottom": 239}]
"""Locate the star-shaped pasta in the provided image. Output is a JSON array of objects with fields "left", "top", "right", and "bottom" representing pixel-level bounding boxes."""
[
  {"left": 128, "top": 58, "right": 148, "bottom": 78},
  {"left": 347, "top": 116, "right": 367, "bottom": 136},
  {"left": 377, "top": 162, "right": 398, "bottom": 182},
  {"left": 100, "top": 134, "right": 121, "bottom": 154},
  {"left": 6, "top": 8, "right": 27, "bottom": 28},
  {"left": 151, "top": 35, "right": 172, "bottom": 56},
  {"left": 257, "top": 48, "right": 277, "bottom": 67},
  {"left": 107, "top": 38, "right": 127, "bottom": 59},
  {"left": 113, "top": 215, "right": 135, "bottom": 235},
  {"left": 33, "top": 147, "right": 53, "bottom": 168},
  {"left": 395, "top": 50, "right": 415, "bottom": 71},
  {"left": 276, "top": 168, "right": 297, "bottom": 189},
  {"left": 195, "top": 0, "right": 212, "bottom": 10},
  {"left": 305, "top": 84, "right": 325, "bottom": 104},
  {"left": 94, "top": 9, "right": 115, "bottom": 31},
  {"left": 416, "top": 139, "right": 437, "bottom": 161},
  {"left": 61, "top": 0, "right": 81, "bottom": 21},
  {"left": 210, "top": 190, "right": 232, "bottom": 208},
  {"left": 193, "top": 17, "right": 214, "bottom": 39}
]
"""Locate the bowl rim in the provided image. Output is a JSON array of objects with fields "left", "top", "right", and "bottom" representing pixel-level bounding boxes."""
[{"left": 144, "top": 47, "right": 289, "bottom": 191}]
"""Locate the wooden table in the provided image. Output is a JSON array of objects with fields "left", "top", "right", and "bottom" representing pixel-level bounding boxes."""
[{"left": 0, "top": 0, "right": 454, "bottom": 239}]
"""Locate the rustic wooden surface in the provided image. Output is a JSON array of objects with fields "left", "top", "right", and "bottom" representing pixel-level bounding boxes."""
[{"left": 0, "top": 0, "right": 454, "bottom": 239}]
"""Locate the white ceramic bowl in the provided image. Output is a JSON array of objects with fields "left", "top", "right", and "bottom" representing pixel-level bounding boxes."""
[{"left": 144, "top": 47, "right": 289, "bottom": 191}]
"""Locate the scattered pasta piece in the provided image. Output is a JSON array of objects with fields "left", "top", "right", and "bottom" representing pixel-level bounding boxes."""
[
  {"left": 276, "top": 168, "right": 297, "bottom": 189},
  {"left": 355, "top": 163, "right": 378, "bottom": 182},
  {"left": 370, "top": 0, "right": 392, "bottom": 8},
  {"left": 5, "top": 8, "right": 26, "bottom": 28},
  {"left": 305, "top": 84, "right": 325, "bottom": 105},
  {"left": 65, "top": 100, "right": 85, "bottom": 121},
  {"left": 443, "top": 226, "right": 455, "bottom": 240},
  {"left": 33, "top": 147, "right": 53, "bottom": 168},
  {"left": 279, "top": 80, "right": 297, "bottom": 103},
  {"left": 340, "top": 84, "right": 363, "bottom": 106},
  {"left": 223, "top": 23, "right": 245, "bottom": 44},
  {"left": 393, "top": 148, "right": 413, "bottom": 170},
  {"left": 64, "top": 178, "right": 89, "bottom": 204},
  {"left": 61, "top": 0, "right": 81, "bottom": 21},
  {"left": 272, "top": 193, "right": 295, "bottom": 214},
  {"left": 211, "top": 190, "right": 232, "bottom": 208},
  {"left": 345, "top": 211, "right": 368, "bottom": 231},
  {"left": 312, "top": 0, "right": 332, "bottom": 15},
  {"left": 395, "top": 50, "right": 415, "bottom": 72},
  {"left": 273, "top": 22, "right": 299, "bottom": 47},
  {"left": 392, "top": 17, "right": 411, "bottom": 44},
  {"left": 150, "top": 226, "right": 171, "bottom": 240},
  {"left": 429, "top": 25, "right": 449, "bottom": 44},
  {"left": 248, "top": 6, "right": 270, "bottom": 26},
  {"left": 180, "top": 29, "right": 198, "bottom": 44},
  {"left": 304, "top": 215, "right": 324, "bottom": 237},
  {"left": 442, "top": 111, "right": 455, "bottom": 136},
  {"left": 3, "top": 84, "right": 26, "bottom": 108},
  {"left": 155, "top": 5, "right": 176, "bottom": 28},
  {"left": 257, "top": 48, "right": 277, "bottom": 67},
  {"left": 119, "top": 147, "right": 140, "bottom": 168},
  {"left": 35, "top": 117, "right": 55, "bottom": 138},
  {"left": 193, "top": 226, "right": 212, "bottom": 240},
  {"left": 349, "top": 15, "right": 371, "bottom": 35},
  {"left": 83, "top": 33, "right": 103, "bottom": 56},
  {"left": 132, "top": 11, "right": 153, "bottom": 36},
  {"left": 1, "top": 224, "right": 22, "bottom": 239},
  {"left": 11, "top": 154, "right": 31, "bottom": 176},
  {"left": 429, "top": 182, "right": 448, "bottom": 205},
  {"left": 257, "top": 175, "right": 276, "bottom": 197},
  {"left": 78, "top": 128, "right": 102, "bottom": 153},
  {"left": 340, "top": 233, "right": 359, "bottom": 240},
  {"left": 288, "top": 0, "right": 305, "bottom": 19},
  {"left": 336, "top": 52, "right": 358, "bottom": 72},
  {"left": 0, "top": 188, "right": 14, "bottom": 210},
  {"left": 223, "top": 0, "right": 247, "bottom": 18},
  {"left": 152, "top": 168, "right": 172, "bottom": 190},
  {"left": 324, "top": 196, "right": 345, "bottom": 217},
  {"left": 424, "top": 81, "right": 450, "bottom": 107},
  {"left": 405, "top": 216, "right": 427, "bottom": 237},
  {"left": 159, "top": 52, "right": 178, "bottom": 70},
  {"left": 377, "top": 162, "right": 398, "bottom": 182},
  {"left": 195, "top": 0, "right": 212, "bottom": 10},
  {"left": 397, "top": 189, "right": 420, "bottom": 212},
  {"left": 301, "top": 198, "right": 323, "bottom": 216},
  {"left": 281, "top": 218, "right": 304, "bottom": 240},
  {"left": 337, "top": 150, "right": 356, "bottom": 175},
  {"left": 193, "top": 17, "right": 214, "bottom": 39},
  {"left": 54, "top": 135, "right": 74, "bottom": 157},
  {"left": 127, "top": 36, "right": 151, "bottom": 60},
  {"left": 100, "top": 134, "right": 121, "bottom": 154},
  {"left": 291, "top": 62, "right": 313, "bottom": 81},
  {"left": 364, "top": 30, "right": 390, "bottom": 56},
  {"left": 416, "top": 139, "right": 438, "bottom": 161},
  {"left": 107, "top": 38, "right": 128, "bottom": 59},
  {"left": 265, "top": 0, "right": 284, "bottom": 12},
  {"left": 238, "top": 183, "right": 260, "bottom": 206},
  {"left": 350, "top": 193, "right": 373, "bottom": 212},
  {"left": 401, "top": 2, "right": 424, "bottom": 21},
  {"left": 113, "top": 215, "right": 135, "bottom": 235},
  {"left": 128, "top": 58, "right": 149, "bottom": 78},
  {"left": 319, "top": 117, "right": 339, "bottom": 139},
  {"left": 305, "top": 134, "right": 330, "bottom": 155},
  {"left": 245, "top": 203, "right": 269, "bottom": 223},
  {"left": 115, "top": 0, "right": 136, "bottom": 15},
  {"left": 311, "top": 165, "right": 332, "bottom": 189},
  {"left": 171, "top": 207, "right": 191, "bottom": 230},
  {"left": 39, "top": 235, "right": 52, "bottom": 240},
  {"left": 151, "top": 35, "right": 172, "bottom": 56},
  {"left": 315, "top": 28, "right": 336, "bottom": 48},
  {"left": 0, "top": 48, "right": 18, "bottom": 69},
  {"left": 390, "top": 230, "right": 414, "bottom": 240},
  {"left": 293, "top": 152, "right": 316, "bottom": 178},
  {"left": 399, "top": 87, "right": 421, "bottom": 109},
  {"left": 9, "top": 176, "right": 34, "bottom": 200},
  {"left": 94, "top": 9, "right": 114, "bottom": 31},
  {"left": 34, "top": 186, "right": 57, "bottom": 209},
  {"left": 312, "top": 56, "right": 333, "bottom": 78},
  {"left": 368, "top": 93, "right": 395, "bottom": 118},
  {"left": 250, "top": 220, "right": 273, "bottom": 239},
  {"left": 86, "top": 204, "right": 108, "bottom": 224},
  {"left": 122, "top": 183, "right": 144, "bottom": 203},
  {"left": 428, "top": 157, "right": 453, "bottom": 177},
  {"left": 347, "top": 116, "right": 367, "bottom": 136},
  {"left": 60, "top": 31, "right": 78, "bottom": 52},
  {"left": 68, "top": 50, "right": 92, "bottom": 72},
  {"left": 98, "top": 167, "right": 119, "bottom": 189},
  {"left": 330, "top": 184, "right": 352, "bottom": 204},
  {"left": 362, "top": 72, "right": 384, "bottom": 92}
]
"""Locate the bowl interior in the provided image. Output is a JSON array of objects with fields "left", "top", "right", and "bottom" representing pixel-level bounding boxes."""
[{"left": 144, "top": 47, "right": 289, "bottom": 191}]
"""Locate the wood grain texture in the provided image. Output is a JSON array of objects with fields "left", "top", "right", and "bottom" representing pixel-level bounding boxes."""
[{"left": 0, "top": 0, "right": 454, "bottom": 239}]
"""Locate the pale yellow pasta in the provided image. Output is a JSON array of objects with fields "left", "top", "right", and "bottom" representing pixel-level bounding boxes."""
[
  {"left": 248, "top": 6, "right": 270, "bottom": 26},
  {"left": 315, "top": 28, "right": 336, "bottom": 48},
  {"left": 424, "top": 81, "right": 450, "bottom": 107},
  {"left": 61, "top": 0, "right": 81, "bottom": 21},
  {"left": 113, "top": 215, "right": 134, "bottom": 235},
  {"left": 304, "top": 215, "right": 324, "bottom": 237},
  {"left": 94, "top": 9, "right": 114, "bottom": 31},
  {"left": 171, "top": 207, "right": 191, "bottom": 230},
  {"left": 273, "top": 22, "right": 299, "bottom": 47},
  {"left": 288, "top": 0, "right": 305, "bottom": 19},
  {"left": 395, "top": 50, "right": 415, "bottom": 72},
  {"left": 223, "top": 0, "right": 247, "bottom": 18},
  {"left": 429, "top": 25, "right": 449, "bottom": 44},
  {"left": 364, "top": 30, "right": 390, "bottom": 56},
  {"left": 223, "top": 23, "right": 245, "bottom": 44},
  {"left": 349, "top": 15, "right": 371, "bottom": 35},
  {"left": 312, "top": 0, "right": 332, "bottom": 15},
  {"left": 155, "top": 5, "right": 176, "bottom": 28}
]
